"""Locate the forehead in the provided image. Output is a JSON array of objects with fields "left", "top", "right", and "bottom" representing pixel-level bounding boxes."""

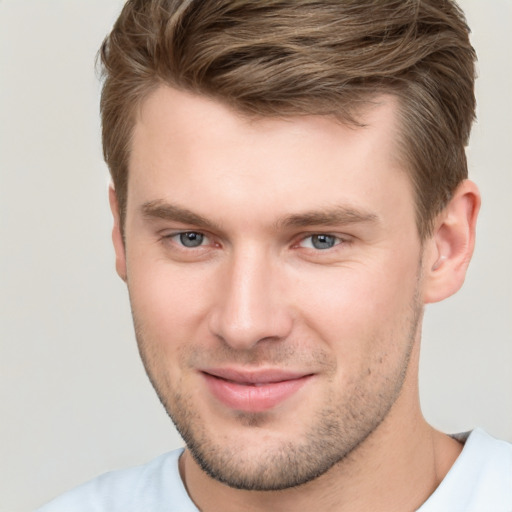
[
  {"left": 133, "top": 86, "right": 401, "bottom": 157},
  {"left": 128, "top": 86, "right": 414, "bottom": 231}
]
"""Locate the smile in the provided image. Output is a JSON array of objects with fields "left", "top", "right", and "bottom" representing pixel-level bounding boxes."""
[{"left": 200, "top": 369, "right": 313, "bottom": 413}]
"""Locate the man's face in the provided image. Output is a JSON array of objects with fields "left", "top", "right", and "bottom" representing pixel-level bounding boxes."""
[{"left": 116, "top": 86, "right": 427, "bottom": 490}]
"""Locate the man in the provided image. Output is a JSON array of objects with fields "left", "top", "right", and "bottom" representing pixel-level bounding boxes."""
[{"left": 37, "top": 0, "right": 511, "bottom": 510}]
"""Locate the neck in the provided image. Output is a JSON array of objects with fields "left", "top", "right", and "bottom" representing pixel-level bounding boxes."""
[
  {"left": 179, "top": 343, "right": 462, "bottom": 512},
  {"left": 180, "top": 407, "right": 461, "bottom": 512}
]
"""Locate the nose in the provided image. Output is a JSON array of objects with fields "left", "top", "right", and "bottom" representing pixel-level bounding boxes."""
[{"left": 208, "top": 247, "right": 293, "bottom": 351}]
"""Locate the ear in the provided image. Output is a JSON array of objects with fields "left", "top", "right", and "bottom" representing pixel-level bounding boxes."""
[
  {"left": 422, "top": 180, "right": 480, "bottom": 303},
  {"left": 108, "top": 185, "right": 127, "bottom": 282}
]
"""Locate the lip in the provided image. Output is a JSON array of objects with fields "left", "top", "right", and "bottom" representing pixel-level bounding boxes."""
[{"left": 200, "top": 368, "right": 313, "bottom": 413}]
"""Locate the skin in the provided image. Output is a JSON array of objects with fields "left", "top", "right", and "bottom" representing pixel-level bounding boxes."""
[{"left": 110, "top": 86, "right": 480, "bottom": 511}]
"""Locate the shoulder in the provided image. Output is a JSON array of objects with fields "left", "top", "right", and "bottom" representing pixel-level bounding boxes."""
[
  {"left": 419, "top": 429, "right": 512, "bottom": 511},
  {"left": 35, "top": 448, "right": 198, "bottom": 512}
]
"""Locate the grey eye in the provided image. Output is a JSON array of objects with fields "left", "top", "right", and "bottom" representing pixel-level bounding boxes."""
[
  {"left": 310, "top": 234, "right": 337, "bottom": 250},
  {"left": 179, "top": 232, "right": 204, "bottom": 247}
]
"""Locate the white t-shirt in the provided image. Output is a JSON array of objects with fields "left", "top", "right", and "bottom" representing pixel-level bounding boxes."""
[
  {"left": 417, "top": 429, "right": 512, "bottom": 511},
  {"left": 36, "top": 429, "right": 512, "bottom": 512}
]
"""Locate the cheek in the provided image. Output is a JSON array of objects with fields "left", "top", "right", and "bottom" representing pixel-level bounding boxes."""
[
  {"left": 127, "top": 258, "right": 216, "bottom": 351},
  {"left": 291, "top": 257, "right": 420, "bottom": 357}
]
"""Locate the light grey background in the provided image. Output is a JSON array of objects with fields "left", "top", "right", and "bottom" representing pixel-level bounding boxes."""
[{"left": 0, "top": 1, "right": 510, "bottom": 511}]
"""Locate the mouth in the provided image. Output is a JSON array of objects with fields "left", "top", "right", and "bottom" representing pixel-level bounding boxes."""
[{"left": 200, "top": 368, "right": 313, "bottom": 413}]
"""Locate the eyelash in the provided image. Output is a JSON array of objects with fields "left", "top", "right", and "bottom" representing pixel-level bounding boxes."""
[
  {"left": 297, "top": 234, "right": 344, "bottom": 250},
  {"left": 161, "top": 231, "right": 350, "bottom": 252},
  {"left": 163, "top": 231, "right": 213, "bottom": 249}
]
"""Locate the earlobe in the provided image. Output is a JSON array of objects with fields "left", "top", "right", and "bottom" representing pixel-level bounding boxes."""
[
  {"left": 108, "top": 185, "right": 127, "bottom": 282},
  {"left": 423, "top": 180, "right": 480, "bottom": 304}
]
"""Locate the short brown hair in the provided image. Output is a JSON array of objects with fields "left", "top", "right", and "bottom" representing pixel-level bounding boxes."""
[{"left": 99, "top": 0, "right": 476, "bottom": 238}]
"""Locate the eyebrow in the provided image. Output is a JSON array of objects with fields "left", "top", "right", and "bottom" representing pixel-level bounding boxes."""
[
  {"left": 142, "top": 200, "right": 223, "bottom": 231},
  {"left": 141, "top": 200, "right": 379, "bottom": 231},
  {"left": 276, "top": 206, "right": 379, "bottom": 230}
]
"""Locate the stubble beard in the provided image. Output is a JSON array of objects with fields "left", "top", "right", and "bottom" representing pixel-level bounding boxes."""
[{"left": 131, "top": 291, "right": 423, "bottom": 491}]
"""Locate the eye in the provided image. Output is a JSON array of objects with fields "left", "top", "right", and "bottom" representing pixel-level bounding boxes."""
[
  {"left": 299, "top": 234, "right": 340, "bottom": 250},
  {"left": 174, "top": 231, "right": 208, "bottom": 248}
]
